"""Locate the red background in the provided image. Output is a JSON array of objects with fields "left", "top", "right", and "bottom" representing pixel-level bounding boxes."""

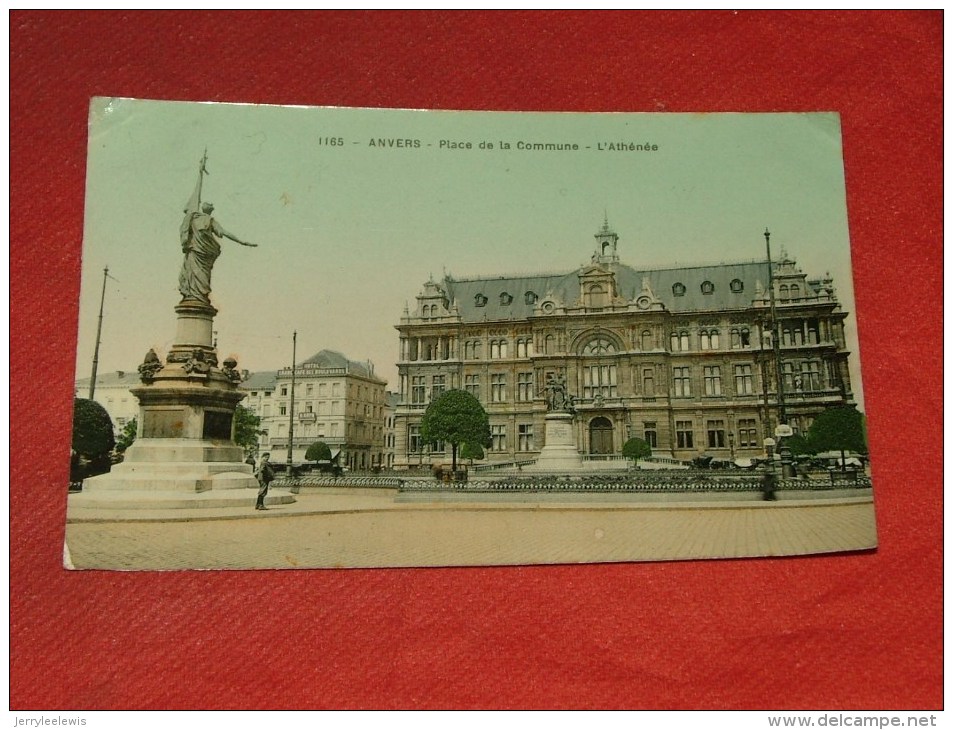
[{"left": 10, "top": 11, "right": 942, "bottom": 709}]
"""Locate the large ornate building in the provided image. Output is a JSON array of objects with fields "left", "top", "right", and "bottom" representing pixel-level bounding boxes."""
[
  {"left": 393, "top": 220, "right": 855, "bottom": 469},
  {"left": 241, "top": 350, "right": 388, "bottom": 470}
]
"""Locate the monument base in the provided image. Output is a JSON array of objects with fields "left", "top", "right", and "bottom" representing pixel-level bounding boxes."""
[
  {"left": 83, "top": 438, "right": 259, "bottom": 493},
  {"left": 69, "top": 488, "right": 296, "bottom": 512},
  {"left": 525, "top": 412, "right": 585, "bottom": 472}
]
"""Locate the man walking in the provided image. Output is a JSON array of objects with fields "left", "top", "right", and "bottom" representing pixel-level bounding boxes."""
[{"left": 255, "top": 452, "right": 276, "bottom": 511}]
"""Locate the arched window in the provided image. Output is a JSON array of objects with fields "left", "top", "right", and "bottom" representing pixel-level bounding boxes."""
[
  {"left": 700, "top": 329, "right": 719, "bottom": 350},
  {"left": 640, "top": 330, "right": 653, "bottom": 351},
  {"left": 779, "top": 284, "right": 790, "bottom": 300},
  {"left": 730, "top": 279, "right": 744, "bottom": 293},
  {"left": 672, "top": 282, "right": 686, "bottom": 297},
  {"left": 500, "top": 292, "right": 513, "bottom": 306},
  {"left": 701, "top": 281, "right": 715, "bottom": 295},
  {"left": 544, "top": 334, "right": 555, "bottom": 355},
  {"left": 525, "top": 291, "right": 538, "bottom": 305},
  {"left": 475, "top": 294, "right": 487, "bottom": 307},
  {"left": 790, "top": 284, "right": 800, "bottom": 300},
  {"left": 587, "top": 284, "right": 608, "bottom": 308},
  {"left": 582, "top": 337, "right": 616, "bottom": 355}
]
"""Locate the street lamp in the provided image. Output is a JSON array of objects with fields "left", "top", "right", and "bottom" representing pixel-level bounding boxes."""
[
  {"left": 286, "top": 330, "right": 297, "bottom": 476},
  {"left": 764, "top": 228, "right": 794, "bottom": 478}
]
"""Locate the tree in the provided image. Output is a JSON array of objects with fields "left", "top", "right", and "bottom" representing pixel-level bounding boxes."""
[
  {"left": 785, "top": 433, "right": 811, "bottom": 457},
  {"left": 807, "top": 406, "right": 867, "bottom": 469},
  {"left": 116, "top": 417, "right": 138, "bottom": 453},
  {"left": 622, "top": 437, "right": 652, "bottom": 464},
  {"left": 420, "top": 389, "right": 490, "bottom": 472},
  {"left": 305, "top": 441, "right": 332, "bottom": 462},
  {"left": 233, "top": 405, "right": 263, "bottom": 452},
  {"left": 460, "top": 442, "right": 485, "bottom": 465},
  {"left": 72, "top": 398, "right": 115, "bottom": 460}
]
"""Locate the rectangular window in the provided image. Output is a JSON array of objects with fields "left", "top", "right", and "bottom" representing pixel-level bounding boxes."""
[
  {"left": 491, "top": 374, "right": 506, "bottom": 403},
  {"left": 704, "top": 366, "right": 722, "bottom": 396},
  {"left": 782, "top": 363, "right": 796, "bottom": 392},
  {"left": 409, "top": 425, "right": 422, "bottom": 453},
  {"left": 279, "top": 404, "right": 287, "bottom": 416},
  {"left": 517, "top": 372, "right": 534, "bottom": 402},
  {"left": 280, "top": 386, "right": 288, "bottom": 396},
  {"left": 676, "top": 420, "right": 694, "bottom": 449},
  {"left": 411, "top": 376, "right": 426, "bottom": 404},
  {"left": 491, "top": 425, "right": 507, "bottom": 452},
  {"left": 431, "top": 375, "right": 446, "bottom": 399},
  {"left": 318, "top": 383, "right": 327, "bottom": 396},
  {"left": 642, "top": 368, "right": 654, "bottom": 398},
  {"left": 673, "top": 366, "right": 691, "bottom": 397},
  {"left": 800, "top": 361, "right": 821, "bottom": 391},
  {"left": 737, "top": 418, "right": 759, "bottom": 448},
  {"left": 643, "top": 422, "right": 658, "bottom": 448},
  {"left": 490, "top": 340, "right": 508, "bottom": 359},
  {"left": 306, "top": 384, "right": 313, "bottom": 396},
  {"left": 517, "top": 424, "right": 534, "bottom": 452},
  {"left": 583, "top": 365, "right": 618, "bottom": 399},
  {"left": 734, "top": 364, "right": 753, "bottom": 395},
  {"left": 707, "top": 420, "right": 726, "bottom": 449},
  {"left": 464, "top": 374, "right": 481, "bottom": 400}
]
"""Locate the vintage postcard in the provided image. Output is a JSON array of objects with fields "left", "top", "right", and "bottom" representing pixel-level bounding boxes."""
[{"left": 66, "top": 100, "right": 876, "bottom": 569}]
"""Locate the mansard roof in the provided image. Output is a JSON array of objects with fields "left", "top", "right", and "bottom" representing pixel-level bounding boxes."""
[
  {"left": 445, "top": 271, "right": 579, "bottom": 322},
  {"left": 298, "top": 349, "right": 382, "bottom": 381},
  {"left": 241, "top": 371, "right": 278, "bottom": 390},
  {"left": 74, "top": 369, "right": 138, "bottom": 389},
  {"left": 443, "top": 261, "right": 774, "bottom": 322}
]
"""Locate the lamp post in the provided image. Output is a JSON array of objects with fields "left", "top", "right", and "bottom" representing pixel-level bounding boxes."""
[
  {"left": 764, "top": 228, "right": 794, "bottom": 478},
  {"left": 286, "top": 330, "right": 297, "bottom": 476},
  {"left": 89, "top": 266, "right": 112, "bottom": 400}
]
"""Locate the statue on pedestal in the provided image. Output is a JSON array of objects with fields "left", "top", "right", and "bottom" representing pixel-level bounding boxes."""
[
  {"left": 178, "top": 151, "right": 257, "bottom": 305},
  {"left": 545, "top": 374, "right": 575, "bottom": 413}
]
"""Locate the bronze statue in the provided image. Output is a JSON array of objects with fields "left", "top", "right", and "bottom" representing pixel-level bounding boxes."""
[
  {"left": 545, "top": 373, "right": 574, "bottom": 413},
  {"left": 178, "top": 152, "right": 257, "bottom": 304}
]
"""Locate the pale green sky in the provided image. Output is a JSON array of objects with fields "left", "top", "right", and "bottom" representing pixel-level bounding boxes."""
[{"left": 76, "top": 100, "right": 864, "bottom": 408}]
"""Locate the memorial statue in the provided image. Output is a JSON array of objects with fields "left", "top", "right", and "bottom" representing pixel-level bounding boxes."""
[
  {"left": 544, "top": 373, "right": 575, "bottom": 413},
  {"left": 178, "top": 152, "right": 257, "bottom": 304}
]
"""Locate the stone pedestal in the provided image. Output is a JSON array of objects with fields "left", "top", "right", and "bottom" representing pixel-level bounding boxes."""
[
  {"left": 526, "top": 412, "right": 585, "bottom": 471},
  {"left": 78, "top": 298, "right": 291, "bottom": 509}
]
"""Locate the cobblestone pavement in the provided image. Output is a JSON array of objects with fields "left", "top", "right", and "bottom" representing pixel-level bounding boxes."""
[{"left": 64, "top": 490, "right": 877, "bottom": 570}]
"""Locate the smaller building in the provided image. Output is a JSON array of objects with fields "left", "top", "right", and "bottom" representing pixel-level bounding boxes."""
[
  {"left": 73, "top": 370, "right": 139, "bottom": 435},
  {"left": 241, "top": 350, "right": 388, "bottom": 470}
]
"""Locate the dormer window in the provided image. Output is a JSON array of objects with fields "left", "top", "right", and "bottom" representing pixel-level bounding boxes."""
[
  {"left": 475, "top": 294, "right": 487, "bottom": 307},
  {"left": 500, "top": 292, "right": 513, "bottom": 306},
  {"left": 730, "top": 279, "right": 744, "bottom": 293},
  {"left": 701, "top": 281, "right": 715, "bottom": 295},
  {"left": 672, "top": 282, "right": 686, "bottom": 297},
  {"left": 525, "top": 291, "right": 538, "bottom": 305}
]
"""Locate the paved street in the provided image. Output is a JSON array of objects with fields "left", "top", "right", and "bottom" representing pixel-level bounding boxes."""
[{"left": 65, "top": 489, "right": 877, "bottom": 570}]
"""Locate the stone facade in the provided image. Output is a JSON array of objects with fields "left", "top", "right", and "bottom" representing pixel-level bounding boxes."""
[
  {"left": 242, "top": 350, "right": 388, "bottom": 470},
  {"left": 393, "top": 220, "right": 854, "bottom": 470}
]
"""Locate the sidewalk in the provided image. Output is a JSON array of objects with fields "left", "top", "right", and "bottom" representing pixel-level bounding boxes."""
[{"left": 64, "top": 489, "right": 877, "bottom": 570}]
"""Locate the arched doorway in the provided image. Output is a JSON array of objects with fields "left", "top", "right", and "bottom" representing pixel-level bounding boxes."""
[{"left": 589, "top": 417, "right": 614, "bottom": 454}]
